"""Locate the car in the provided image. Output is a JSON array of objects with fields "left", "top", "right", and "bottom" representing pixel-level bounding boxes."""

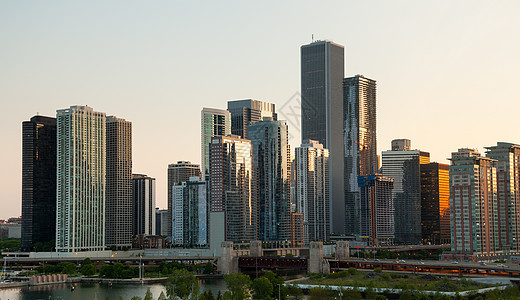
[
  {"left": 374, "top": 259, "right": 380, "bottom": 262},
  {"left": 399, "top": 260, "right": 406, "bottom": 263},
  {"left": 480, "top": 262, "right": 487, "bottom": 266},
  {"left": 451, "top": 261, "right": 459, "bottom": 264},
  {"left": 418, "top": 261, "right": 425, "bottom": 265},
  {"left": 363, "top": 258, "right": 368, "bottom": 261},
  {"left": 497, "top": 264, "right": 506, "bottom": 268}
]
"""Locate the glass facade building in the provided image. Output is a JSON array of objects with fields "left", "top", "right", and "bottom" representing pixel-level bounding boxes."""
[
  {"left": 343, "top": 75, "right": 378, "bottom": 235},
  {"left": 301, "top": 40, "right": 344, "bottom": 234},
  {"left": 227, "top": 99, "right": 277, "bottom": 139},
  {"left": 248, "top": 119, "right": 291, "bottom": 241},
  {"left": 21, "top": 115, "right": 56, "bottom": 252},
  {"left": 132, "top": 174, "right": 156, "bottom": 236},
  {"left": 201, "top": 108, "right": 231, "bottom": 177},
  {"left": 420, "top": 162, "right": 450, "bottom": 245},
  {"left": 56, "top": 106, "right": 106, "bottom": 252}
]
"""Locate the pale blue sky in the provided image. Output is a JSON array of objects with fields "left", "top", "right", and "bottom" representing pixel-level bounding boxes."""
[{"left": 1, "top": 1, "right": 519, "bottom": 219}]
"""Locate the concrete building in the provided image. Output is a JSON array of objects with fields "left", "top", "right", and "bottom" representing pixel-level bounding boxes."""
[
  {"left": 56, "top": 106, "right": 106, "bottom": 252},
  {"left": 381, "top": 139, "right": 430, "bottom": 245},
  {"left": 358, "top": 174, "right": 394, "bottom": 246},
  {"left": 449, "top": 148, "right": 499, "bottom": 261},
  {"left": 167, "top": 161, "right": 201, "bottom": 237},
  {"left": 21, "top": 115, "right": 56, "bottom": 252},
  {"left": 486, "top": 142, "right": 520, "bottom": 254},
  {"left": 420, "top": 162, "right": 450, "bottom": 245},
  {"left": 132, "top": 174, "right": 156, "bottom": 236},
  {"left": 227, "top": 99, "right": 277, "bottom": 139},
  {"left": 201, "top": 108, "right": 231, "bottom": 177},
  {"left": 294, "top": 140, "right": 330, "bottom": 244},
  {"left": 155, "top": 209, "right": 169, "bottom": 237},
  {"left": 301, "top": 40, "right": 345, "bottom": 234},
  {"left": 209, "top": 135, "right": 256, "bottom": 245},
  {"left": 172, "top": 177, "right": 208, "bottom": 247},
  {"left": 106, "top": 116, "right": 133, "bottom": 249},
  {"left": 344, "top": 75, "right": 378, "bottom": 235},
  {"left": 248, "top": 119, "right": 291, "bottom": 241}
]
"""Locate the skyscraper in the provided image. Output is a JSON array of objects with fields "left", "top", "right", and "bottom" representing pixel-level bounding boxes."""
[
  {"left": 248, "top": 118, "right": 291, "bottom": 241},
  {"left": 420, "top": 162, "right": 450, "bottom": 245},
  {"left": 132, "top": 174, "right": 156, "bottom": 236},
  {"left": 21, "top": 115, "right": 56, "bottom": 252},
  {"left": 167, "top": 161, "right": 201, "bottom": 237},
  {"left": 301, "top": 40, "right": 344, "bottom": 234},
  {"left": 449, "top": 148, "right": 499, "bottom": 261},
  {"left": 344, "top": 75, "right": 378, "bottom": 235},
  {"left": 294, "top": 140, "right": 330, "bottom": 244},
  {"left": 358, "top": 174, "right": 394, "bottom": 246},
  {"left": 381, "top": 140, "right": 430, "bottom": 245},
  {"left": 227, "top": 99, "right": 277, "bottom": 139},
  {"left": 201, "top": 108, "right": 231, "bottom": 177},
  {"left": 56, "top": 106, "right": 106, "bottom": 252},
  {"left": 106, "top": 116, "right": 132, "bottom": 249},
  {"left": 485, "top": 142, "right": 520, "bottom": 254},
  {"left": 172, "top": 177, "right": 208, "bottom": 247},
  {"left": 209, "top": 135, "right": 256, "bottom": 244}
]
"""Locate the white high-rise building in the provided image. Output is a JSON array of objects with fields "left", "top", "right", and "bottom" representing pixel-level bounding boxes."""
[
  {"left": 294, "top": 140, "right": 330, "bottom": 244},
  {"left": 56, "top": 105, "right": 106, "bottom": 252}
]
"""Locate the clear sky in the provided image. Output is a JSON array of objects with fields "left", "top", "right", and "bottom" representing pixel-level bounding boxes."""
[{"left": 1, "top": 1, "right": 519, "bottom": 219}]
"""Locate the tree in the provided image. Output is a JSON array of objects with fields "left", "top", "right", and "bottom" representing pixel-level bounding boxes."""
[
  {"left": 251, "top": 277, "right": 273, "bottom": 300},
  {"left": 81, "top": 263, "right": 96, "bottom": 276},
  {"left": 286, "top": 285, "right": 303, "bottom": 300},
  {"left": 61, "top": 262, "right": 77, "bottom": 274},
  {"left": 199, "top": 289, "right": 216, "bottom": 300},
  {"left": 309, "top": 287, "right": 333, "bottom": 300},
  {"left": 169, "top": 269, "right": 199, "bottom": 300},
  {"left": 223, "top": 272, "right": 251, "bottom": 300},
  {"left": 203, "top": 262, "right": 215, "bottom": 274},
  {"left": 131, "top": 297, "right": 142, "bottom": 300},
  {"left": 144, "top": 287, "right": 154, "bottom": 300}
]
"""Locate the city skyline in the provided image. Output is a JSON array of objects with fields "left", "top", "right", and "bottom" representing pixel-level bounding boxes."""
[{"left": 2, "top": 1, "right": 520, "bottom": 219}]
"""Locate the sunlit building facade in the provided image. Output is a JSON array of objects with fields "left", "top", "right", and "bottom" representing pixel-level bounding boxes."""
[
  {"left": 227, "top": 99, "right": 277, "bottom": 139},
  {"left": 420, "top": 162, "right": 450, "bottom": 245},
  {"left": 201, "top": 108, "right": 231, "bottom": 177}
]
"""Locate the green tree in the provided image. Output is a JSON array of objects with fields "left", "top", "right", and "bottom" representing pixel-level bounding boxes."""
[
  {"left": 131, "top": 297, "right": 142, "bottom": 300},
  {"left": 80, "top": 263, "right": 96, "bottom": 276},
  {"left": 286, "top": 285, "right": 303, "bottom": 300},
  {"left": 144, "top": 287, "right": 154, "bottom": 300},
  {"left": 61, "top": 262, "right": 77, "bottom": 274},
  {"left": 203, "top": 262, "right": 215, "bottom": 274},
  {"left": 251, "top": 277, "right": 273, "bottom": 300},
  {"left": 223, "top": 272, "right": 251, "bottom": 300},
  {"left": 199, "top": 289, "right": 216, "bottom": 300},
  {"left": 309, "top": 287, "right": 333, "bottom": 300},
  {"left": 82, "top": 257, "right": 92, "bottom": 265},
  {"left": 169, "top": 269, "right": 199, "bottom": 300}
]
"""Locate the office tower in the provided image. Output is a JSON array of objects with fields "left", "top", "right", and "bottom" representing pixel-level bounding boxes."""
[
  {"left": 132, "top": 174, "right": 156, "bottom": 236},
  {"left": 157, "top": 209, "right": 169, "bottom": 237},
  {"left": 209, "top": 135, "right": 256, "bottom": 244},
  {"left": 106, "top": 116, "right": 132, "bottom": 249},
  {"left": 172, "top": 177, "right": 208, "bottom": 247},
  {"left": 392, "top": 139, "right": 411, "bottom": 151},
  {"left": 449, "top": 148, "right": 499, "bottom": 260},
  {"left": 248, "top": 119, "right": 291, "bottom": 241},
  {"left": 56, "top": 106, "right": 106, "bottom": 252},
  {"left": 420, "top": 162, "right": 450, "bottom": 245},
  {"left": 486, "top": 142, "right": 520, "bottom": 254},
  {"left": 294, "top": 140, "right": 330, "bottom": 244},
  {"left": 21, "top": 116, "right": 56, "bottom": 252},
  {"left": 381, "top": 140, "right": 430, "bottom": 245},
  {"left": 155, "top": 208, "right": 162, "bottom": 236},
  {"left": 201, "top": 108, "right": 231, "bottom": 177},
  {"left": 344, "top": 75, "right": 378, "bottom": 235},
  {"left": 167, "top": 161, "right": 201, "bottom": 237},
  {"left": 301, "top": 40, "right": 344, "bottom": 234},
  {"left": 227, "top": 99, "right": 277, "bottom": 139},
  {"left": 291, "top": 212, "right": 304, "bottom": 247},
  {"left": 358, "top": 174, "right": 394, "bottom": 246}
]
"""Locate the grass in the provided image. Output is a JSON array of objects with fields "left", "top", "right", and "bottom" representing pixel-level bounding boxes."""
[{"left": 300, "top": 271, "right": 497, "bottom": 292}]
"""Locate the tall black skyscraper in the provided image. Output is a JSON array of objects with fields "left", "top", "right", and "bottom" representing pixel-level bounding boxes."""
[
  {"left": 227, "top": 99, "right": 277, "bottom": 139},
  {"left": 21, "top": 115, "right": 56, "bottom": 251},
  {"left": 301, "top": 40, "right": 345, "bottom": 234}
]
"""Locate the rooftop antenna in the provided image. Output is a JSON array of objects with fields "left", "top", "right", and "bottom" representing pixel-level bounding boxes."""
[{"left": 312, "top": 34, "right": 314, "bottom": 42}]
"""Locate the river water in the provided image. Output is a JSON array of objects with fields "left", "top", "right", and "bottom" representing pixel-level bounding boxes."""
[{"left": 0, "top": 279, "right": 227, "bottom": 300}]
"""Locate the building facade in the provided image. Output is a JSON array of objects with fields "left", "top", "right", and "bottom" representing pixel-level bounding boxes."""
[
  {"left": 358, "top": 174, "right": 394, "bottom": 246},
  {"left": 209, "top": 135, "right": 256, "bottom": 244},
  {"left": 21, "top": 115, "right": 56, "bottom": 252},
  {"left": 449, "top": 148, "right": 499, "bottom": 261},
  {"left": 227, "top": 99, "right": 277, "bottom": 139},
  {"left": 486, "top": 142, "right": 520, "bottom": 254},
  {"left": 106, "top": 116, "right": 132, "bottom": 249},
  {"left": 56, "top": 106, "right": 106, "bottom": 252},
  {"left": 381, "top": 140, "right": 430, "bottom": 245},
  {"left": 420, "top": 162, "right": 450, "bottom": 245},
  {"left": 201, "top": 108, "right": 231, "bottom": 177},
  {"left": 301, "top": 40, "right": 345, "bottom": 234},
  {"left": 248, "top": 119, "right": 291, "bottom": 241},
  {"left": 172, "top": 177, "right": 208, "bottom": 247},
  {"left": 132, "top": 174, "right": 156, "bottom": 236},
  {"left": 343, "top": 75, "right": 378, "bottom": 235},
  {"left": 294, "top": 140, "right": 330, "bottom": 244},
  {"left": 167, "top": 161, "right": 201, "bottom": 237}
]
